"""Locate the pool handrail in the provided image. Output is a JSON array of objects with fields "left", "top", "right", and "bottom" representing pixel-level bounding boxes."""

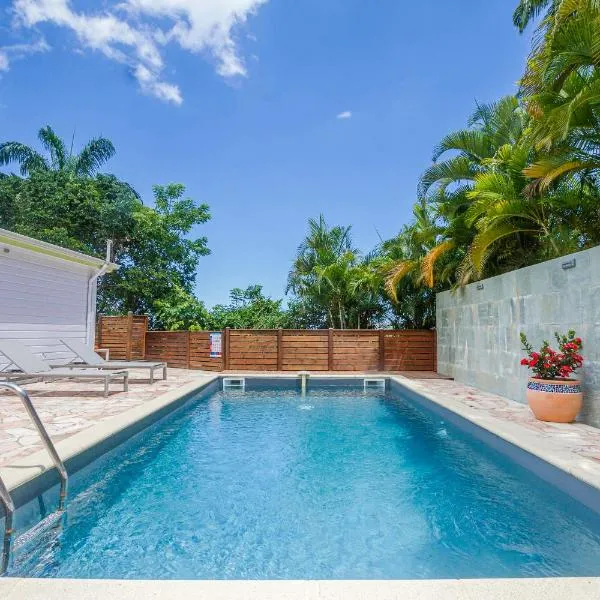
[{"left": 0, "top": 381, "right": 68, "bottom": 574}]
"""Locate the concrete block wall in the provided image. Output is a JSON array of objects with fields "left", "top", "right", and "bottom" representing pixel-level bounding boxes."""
[{"left": 436, "top": 245, "right": 600, "bottom": 428}]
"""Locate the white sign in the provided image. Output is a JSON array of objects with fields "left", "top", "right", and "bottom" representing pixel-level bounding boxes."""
[{"left": 210, "top": 332, "right": 222, "bottom": 358}]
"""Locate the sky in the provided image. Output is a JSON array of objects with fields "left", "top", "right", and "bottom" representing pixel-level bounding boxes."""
[{"left": 0, "top": 0, "right": 532, "bottom": 307}]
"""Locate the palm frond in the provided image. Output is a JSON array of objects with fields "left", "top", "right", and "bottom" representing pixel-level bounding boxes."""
[
  {"left": 420, "top": 240, "right": 455, "bottom": 288},
  {"left": 513, "top": 0, "right": 556, "bottom": 32},
  {"left": 384, "top": 260, "right": 417, "bottom": 303},
  {"left": 418, "top": 156, "right": 479, "bottom": 197},
  {"left": 75, "top": 137, "right": 116, "bottom": 176},
  {"left": 470, "top": 223, "right": 538, "bottom": 275},
  {"left": 38, "top": 126, "right": 67, "bottom": 170},
  {"left": 0, "top": 142, "right": 49, "bottom": 175}
]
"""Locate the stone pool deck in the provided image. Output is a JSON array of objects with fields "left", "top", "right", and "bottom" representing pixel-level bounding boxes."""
[{"left": 0, "top": 368, "right": 209, "bottom": 468}]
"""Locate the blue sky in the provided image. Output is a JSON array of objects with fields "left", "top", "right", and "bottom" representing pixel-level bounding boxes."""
[{"left": 0, "top": 0, "right": 532, "bottom": 307}]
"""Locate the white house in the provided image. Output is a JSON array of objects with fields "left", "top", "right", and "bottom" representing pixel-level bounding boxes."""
[{"left": 0, "top": 228, "right": 118, "bottom": 367}]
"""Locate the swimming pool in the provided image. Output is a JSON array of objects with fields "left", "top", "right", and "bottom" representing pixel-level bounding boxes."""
[{"left": 4, "top": 378, "right": 600, "bottom": 579}]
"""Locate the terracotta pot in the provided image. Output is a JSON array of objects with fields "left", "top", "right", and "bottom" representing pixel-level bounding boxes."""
[{"left": 526, "top": 377, "right": 583, "bottom": 423}]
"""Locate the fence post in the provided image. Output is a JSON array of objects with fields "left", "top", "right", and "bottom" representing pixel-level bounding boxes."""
[
  {"left": 277, "top": 328, "right": 283, "bottom": 371},
  {"left": 141, "top": 316, "right": 148, "bottom": 360},
  {"left": 187, "top": 330, "right": 191, "bottom": 370},
  {"left": 97, "top": 315, "right": 103, "bottom": 349},
  {"left": 378, "top": 330, "right": 385, "bottom": 372},
  {"left": 126, "top": 311, "right": 134, "bottom": 361},
  {"left": 224, "top": 328, "right": 231, "bottom": 371},
  {"left": 328, "top": 328, "right": 334, "bottom": 371}
]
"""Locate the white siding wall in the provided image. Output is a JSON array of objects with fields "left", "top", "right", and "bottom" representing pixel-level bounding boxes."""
[{"left": 0, "top": 246, "right": 95, "bottom": 370}]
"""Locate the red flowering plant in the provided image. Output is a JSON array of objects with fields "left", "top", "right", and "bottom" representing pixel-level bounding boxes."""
[{"left": 520, "top": 330, "right": 583, "bottom": 380}]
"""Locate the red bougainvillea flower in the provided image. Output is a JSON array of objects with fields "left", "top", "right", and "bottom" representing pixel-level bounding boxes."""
[{"left": 520, "top": 330, "right": 584, "bottom": 380}]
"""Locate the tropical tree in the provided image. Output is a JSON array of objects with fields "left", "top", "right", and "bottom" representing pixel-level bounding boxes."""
[
  {"left": 208, "top": 285, "right": 289, "bottom": 330},
  {"left": 0, "top": 126, "right": 115, "bottom": 177},
  {"left": 100, "top": 183, "right": 211, "bottom": 317},
  {"left": 287, "top": 216, "right": 385, "bottom": 328},
  {"left": 383, "top": 97, "right": 533, "bottom": 295}
]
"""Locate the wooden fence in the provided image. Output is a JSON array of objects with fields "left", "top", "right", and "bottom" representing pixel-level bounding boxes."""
[
  {"left": 96, "top": 317, "right": 436, "bottom": 372},
  {"left": 96, "top": 313, "right": 148, "bottom": 360}
]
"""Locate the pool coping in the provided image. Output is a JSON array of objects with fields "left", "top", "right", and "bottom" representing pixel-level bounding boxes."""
[{"left": 0, "top": 577, "right": 599, "bottom": 599}]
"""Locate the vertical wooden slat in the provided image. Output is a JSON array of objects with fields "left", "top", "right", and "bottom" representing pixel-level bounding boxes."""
[
  {"left": 97, "top": 315, "right": 103, "bottom": 348},
  {"left": 328, "top": 328, "right": 334, "bottom": 371},
  {"left": 126, "top": 311, "right": 134, "bottom": 361},
  {"left": 277, "top": 328, "right": 283, "bottom": 371},
  {"left": 378, "top": 329, "right": 385, "bottom": 371}
]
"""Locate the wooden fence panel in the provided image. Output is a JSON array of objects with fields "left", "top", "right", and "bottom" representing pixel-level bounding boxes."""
[
  {"left": 97, "top": 316, "right": 436, "bottom": 372},
  {"left": 97, "top": 314, "right": 147, "bottom": 360},
  {"left": 145, "top": 331, "right": 189, "bottom": 368},
  {"left": 332, "top": 331, "right": 380, "bottom": 371},
  {"left": 228, "top": 330, "right": 278, "bottom": 371},
  {"left": 383, "top": 330, "right": 435, "bottom": 371},
  {"left": 281, "top": 330, "right": 329, "bottom": 371},
  {"left": 130, "top": 316, "right": 147, "bottom": 359},
  {"left": 189, "top": 331, "right": 224, "bottom": 371}
]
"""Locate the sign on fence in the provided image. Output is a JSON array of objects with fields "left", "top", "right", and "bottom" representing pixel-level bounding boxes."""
[{"left": 210, "top": 332, "right": 223, "bottom": 358}]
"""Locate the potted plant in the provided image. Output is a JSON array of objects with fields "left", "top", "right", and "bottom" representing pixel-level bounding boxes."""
[{"left": 520, "top": 330, "right": 584, "bottom": 423}]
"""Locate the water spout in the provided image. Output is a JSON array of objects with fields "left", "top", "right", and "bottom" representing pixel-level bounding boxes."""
[{"left": 298, "top": 371, "right": 310, "bottom": 396}]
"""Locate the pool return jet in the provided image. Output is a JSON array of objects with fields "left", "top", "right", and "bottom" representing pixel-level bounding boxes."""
[{"left": 298, "top": 371, "right": 310, "bottom": 396}]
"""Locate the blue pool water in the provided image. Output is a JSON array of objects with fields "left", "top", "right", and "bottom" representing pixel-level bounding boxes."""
[{"left": 6, "top": 383, "right": 600, "bottom": 579}]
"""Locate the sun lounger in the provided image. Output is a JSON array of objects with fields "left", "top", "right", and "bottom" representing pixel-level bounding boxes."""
[
  {"left": 0, "top": 340, "right": 128, "bottom": 398},
  {"left": 60, "top": 338, "right": 167, "bottom": 383}
]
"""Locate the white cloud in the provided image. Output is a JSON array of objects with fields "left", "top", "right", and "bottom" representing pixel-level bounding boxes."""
[
  {"left": 336, "top": 111, "right": 352, "bottom": 120},
  {"left": 134, "top": 64, "right": 182, "bottom": 105},
  {"left": 0, "top": 37, "right": 49, "bottom": 73},
  {"left": 10, "top": 0, "right": 269, "bottom": 104}
]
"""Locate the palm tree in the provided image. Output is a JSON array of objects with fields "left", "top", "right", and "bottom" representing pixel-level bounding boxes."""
[
  {"left": 0, "top": 126, "right": 115, "bottom": 177},
  {"left": 517, "top": 1, "right": 600, "bottom": 190},
  {"left": 287, "top": 215, "right": 383, "bottom": 328},
  {"left": 384, "top": 97, "right": 530, "bottom": 294}
]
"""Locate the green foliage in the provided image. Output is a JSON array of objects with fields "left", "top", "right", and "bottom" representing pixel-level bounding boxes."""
[
  {"left": 153, "top": 285, "right": 210, "bottom": 331},
  {"left": 0, "top": 128, "right": 211, "bottom": 328},
  {"left": 100, "top": 183, "right": 211, "bottom": 318},
  {"left": 207, "top": 285, "right": 289, "bottom": 330},
  {"left": 0, "top": 170, "right": 138, "bottom": 254},
  {"left": 378, "top": 0, "right": 600, "bottom": 310}
]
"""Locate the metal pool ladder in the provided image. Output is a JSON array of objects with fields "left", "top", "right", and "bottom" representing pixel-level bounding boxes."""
[{"left": 0, "top": 381, "right": 68, "bottom": 574}]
